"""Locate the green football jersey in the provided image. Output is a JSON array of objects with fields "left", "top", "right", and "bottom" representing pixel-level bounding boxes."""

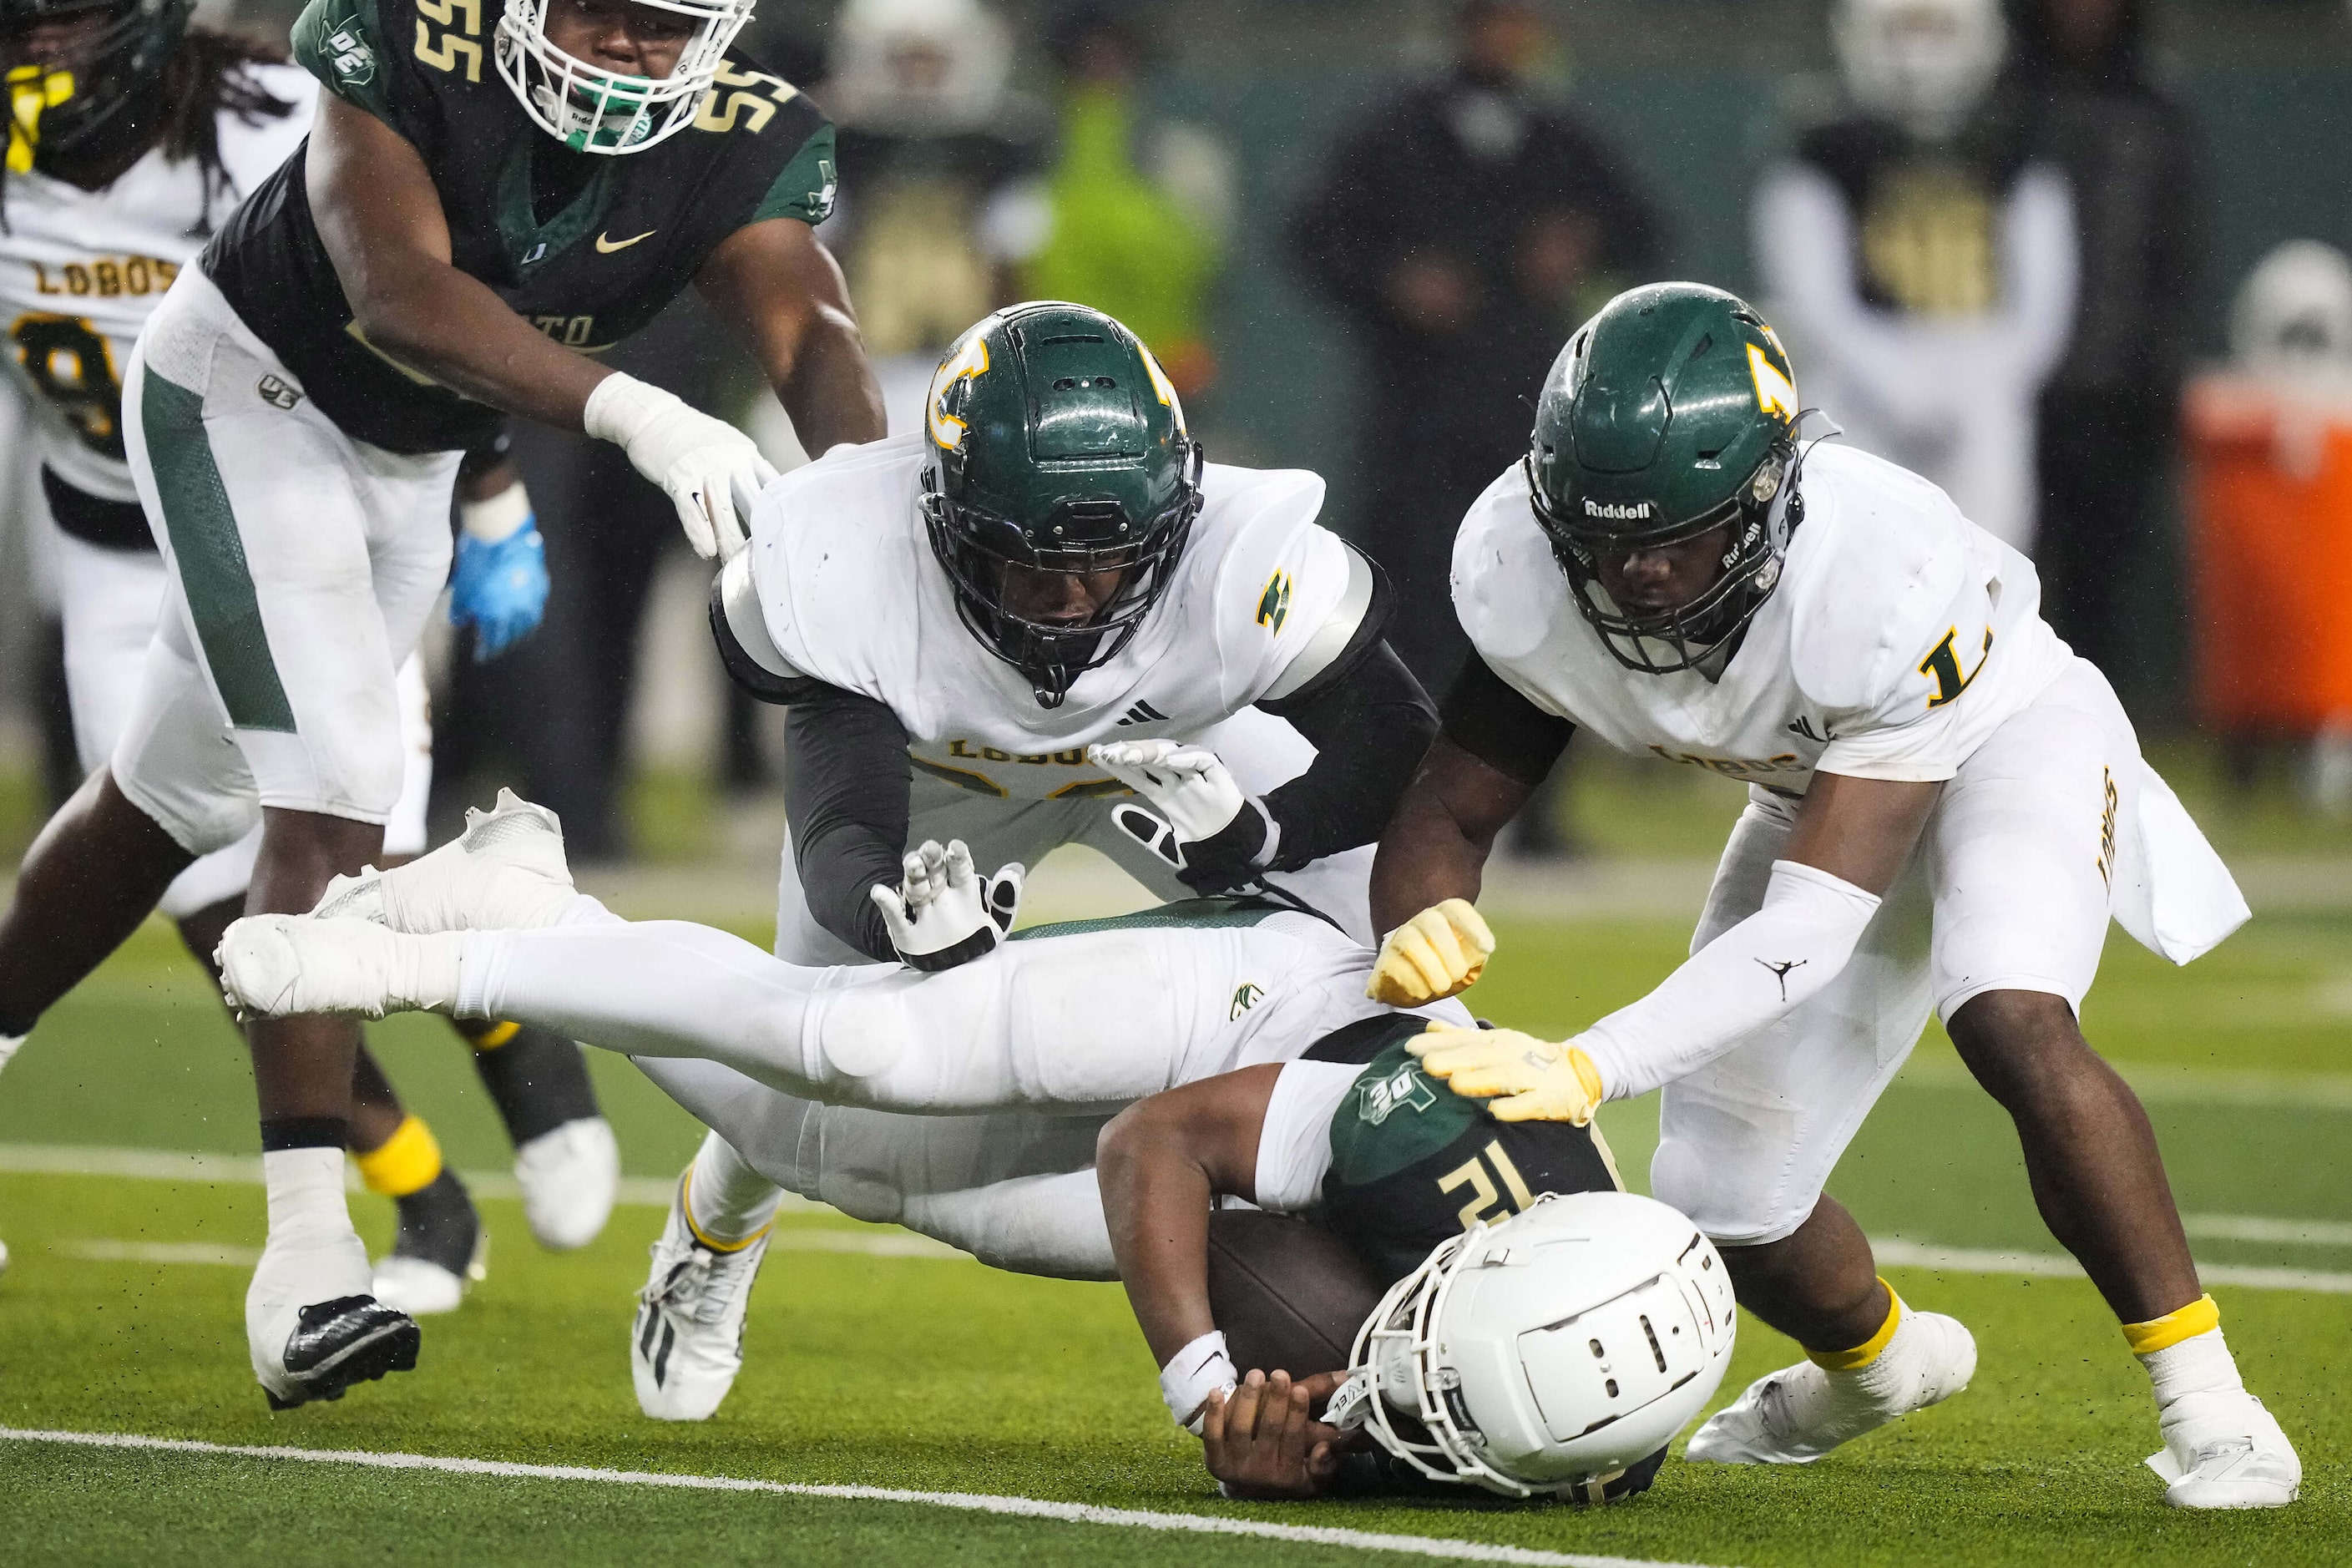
[
  {"left": 200, "top": 0, "right": 837, "bottom": 454},
  {"left": 1322, "top": 1029, "right": 1622, "bottom": 1287}
]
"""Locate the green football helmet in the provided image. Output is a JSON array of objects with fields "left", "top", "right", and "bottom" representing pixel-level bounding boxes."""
[
  {"left": 1526, "top": 282, "right": 1809, "bottom": 675},
  {"left": 922, "top": 301, "right": 1204, "bottom": 707}
]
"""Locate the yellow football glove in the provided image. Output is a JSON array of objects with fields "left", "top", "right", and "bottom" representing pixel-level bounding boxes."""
[
  {"left": 1366, "top": 899, "right": 1495, "bottom": 1006},
  {"left": 1408, "top": 1023, "right": 1604, "bottom": 1125}
]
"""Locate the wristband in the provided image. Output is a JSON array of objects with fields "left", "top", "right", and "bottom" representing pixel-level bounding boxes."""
[
  {"left": 1160, "top": 1329, "right": 1238, "bottom": 1435},
  {"left": 459, "top": 484, "right": 532, "bottom": 544}
]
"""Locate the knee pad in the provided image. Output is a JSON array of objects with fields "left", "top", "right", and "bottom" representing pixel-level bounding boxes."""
[{"left": 807, "top": 974, "right": 909, "bottom": 1081}]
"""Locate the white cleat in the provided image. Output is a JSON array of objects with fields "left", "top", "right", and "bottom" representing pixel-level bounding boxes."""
[
  {"left": 315, "top": 788, "right": 574, "bottom": 934},
  {"left": 371, "top": 1249, "right": 484, "bottom": 1317},
  {"left": 631, "top": 1181, "right": 769, "bottom": 1421},
  {"left": 1686, "top": 1311, "right": 1976, "bottom": 1464},
  {"left": 2149, "top": 1388, "right": 2301, "bottom": 1509},
  {"left": 517, "top": 1117, "right": 620, "bottom": 1251},
  {"left": 217, "top": 916, "right": 462, "bottom": 1021}
]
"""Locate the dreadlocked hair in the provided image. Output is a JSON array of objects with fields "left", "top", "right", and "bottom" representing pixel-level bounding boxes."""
[{"left": 160, "top": 28, "right": 299, "bottom": 235}]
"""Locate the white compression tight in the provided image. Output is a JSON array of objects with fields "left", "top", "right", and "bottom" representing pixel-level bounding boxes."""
[
  {"left": 639, "top": 1055, "right": 1116, "bottom": 1280},
  {"left": 454, "top": 899, "right": 1340, "bottom": 1115}
]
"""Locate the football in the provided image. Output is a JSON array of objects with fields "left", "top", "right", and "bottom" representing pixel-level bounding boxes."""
[{"left": 1206, "top": 1208, "right": 1383, "bottom": 1379}]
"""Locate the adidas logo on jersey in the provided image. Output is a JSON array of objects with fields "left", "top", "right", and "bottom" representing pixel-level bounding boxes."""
[
  {"left": 1581, "top": 498, "right": 1655, "bottom": 521},
  {"left": 1115, "top": 701, "right": 1170, "bottom": 727}
]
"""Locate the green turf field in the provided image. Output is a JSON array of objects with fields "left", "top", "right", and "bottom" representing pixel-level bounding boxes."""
[{"left": 3, "top": 904, "right": 2348, "bottom": 1566}]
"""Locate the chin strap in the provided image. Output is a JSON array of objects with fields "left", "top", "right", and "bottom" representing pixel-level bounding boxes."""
[{"left": 1323, "top": 1369, "right": 1376, "bottom": 1433}]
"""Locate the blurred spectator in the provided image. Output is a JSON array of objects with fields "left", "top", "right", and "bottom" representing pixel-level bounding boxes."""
[
  {"left": 819, "top": 0, "right": 1049, "bottom": 435},
  {"left": 1755, "top": 0, "right": 2076, "bottom": 555},
  {"left": 1288, "top": 0, "right": 1665, "bottom": 856},
  {"left": 2183, "top": 241, "right": 2352, "bottom": 812},
  {"left": 2007, "top": 0, "right": 2203, "bottom": 702},
  {"left": 1018, "top": 2, "right": 1229, "bottom": 399}
]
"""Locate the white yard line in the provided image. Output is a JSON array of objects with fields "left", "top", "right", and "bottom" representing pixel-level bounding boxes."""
[
  {"left": 0, "top": 1428, "right": 1723, "bottom": 1568},
  {"left": 0, "top": 1141, "right": 811, "bottom": 1211},
  {"left": 1874, "top": 1237, "right": 2352, "bottom": 1294},
  {"left": 2182, "top": 1213, "right": 2352, "bottom": 1248}
]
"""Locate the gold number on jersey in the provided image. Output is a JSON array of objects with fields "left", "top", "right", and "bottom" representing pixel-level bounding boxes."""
[
  {"left": 10, "top": 312, "right": 122, "bottom": 458},
  {"left": 692, "top": 62, "right": 797, "bottom": 135},
  {"left": 1436, "top": 1140, "right": 1539, "bottom": 1231},
  {"left": 413, "top": 0, "right": 483, "bottom": 83}
]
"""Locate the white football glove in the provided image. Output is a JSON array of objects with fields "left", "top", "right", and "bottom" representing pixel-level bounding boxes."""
[
  {"left": 868, "top": 839, "right": 1024, "bottom": 971},
  {"left": 1087, "top": 740, "right": 1274, "bottom": 881},
  {"left": 582, "top": 372, "right": 776, "bottom": 562}
]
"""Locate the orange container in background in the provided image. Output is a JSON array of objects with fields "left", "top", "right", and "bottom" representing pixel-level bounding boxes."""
[{"left": 2183, "top": 373, "right": 2352, "bottom": 732}]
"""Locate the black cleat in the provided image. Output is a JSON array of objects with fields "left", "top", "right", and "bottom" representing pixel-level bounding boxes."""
[{"left": 263, "top": 1294, "right": 420, "bottom": 1409}]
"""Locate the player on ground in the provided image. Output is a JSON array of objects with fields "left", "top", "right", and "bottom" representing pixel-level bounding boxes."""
[
  {"left": 0, "top": 0, "right": 883, "bottom": 1407},
  {"left": 211, "top": 791, "right": 1727, "bottom": 1507},
  {"left": 670, "top": 299, "right": 1439, "bottom": 1409},
  {"left": 0, "top": 0, "right": 620, "bottom": 1311},
  {"left": 1366, "top": 281, "right": 2299, "bottom": 1509}
]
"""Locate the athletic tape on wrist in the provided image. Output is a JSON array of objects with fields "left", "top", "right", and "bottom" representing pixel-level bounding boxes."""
[
  {"left": 1161, "top": 1329, "right": 1239, "bottom": 1435},
  {"left": 459, "top": 485, "right": 533, "bottom": 543}
]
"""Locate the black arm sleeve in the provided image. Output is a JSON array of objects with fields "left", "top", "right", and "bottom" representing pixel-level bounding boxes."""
[
  {"left": 1251, "top": 640, "right": 1439, "bottom": 873},
  {"left": 1439, "top": 654, "right": 1575, "bottom": 788},
  {"left": 781, "top": 684, "right": 913, "bottom": 964}
]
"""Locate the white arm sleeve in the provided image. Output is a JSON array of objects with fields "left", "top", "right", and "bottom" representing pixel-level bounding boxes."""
[
  {"left": 1579, "top": 861, "right": 1883, "bottom": 1100},
  {"left": 1250, "top": 1061, "right": 1360, "bottom": 1212}
]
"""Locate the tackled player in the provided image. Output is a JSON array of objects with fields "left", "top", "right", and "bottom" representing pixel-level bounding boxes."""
[
  {"left": 1366, "top": 282, "right": 2299, "bottom": 1508},
  {"left": 0, "top": 0, "right": 884, "bottom": 1408},
  {"left": 214, "top": 793, "right": 1736, "bottom": 1502}
]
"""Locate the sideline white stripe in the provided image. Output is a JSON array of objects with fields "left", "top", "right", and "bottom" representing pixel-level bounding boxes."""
[
  {"left": 1874, "top": 1238, "right": 2352, "bottom": 1295},
  {"left": 0, "top": 1428, "right": 1722, "bottom": 1568}
]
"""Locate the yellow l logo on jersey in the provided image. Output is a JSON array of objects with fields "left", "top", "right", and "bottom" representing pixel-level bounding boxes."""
[
  {"left": 1748, "top": 342, "right": 1798, "bottom": 422},
  {"left": 1256, "top": 570, "right": 1292, "bottom": 634}
]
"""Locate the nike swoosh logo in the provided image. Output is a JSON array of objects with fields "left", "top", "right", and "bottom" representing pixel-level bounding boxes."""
[{"left": 595, "top": 229, "right": 655, "bottom": 253}]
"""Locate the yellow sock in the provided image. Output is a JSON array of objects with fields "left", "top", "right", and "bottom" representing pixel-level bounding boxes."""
[
  {"left": 467, "top": 1020, "right": 522, "bottom": 1051},
  {"left": 2123, "top": 1294, "right": 2219, "bottom": 1357},
  {"left": 354, "top": 1114, "right": 444, "bottom": 1198},
  {"left": 1808, "top": 1278, "right": 1904, "bottom": 1371}
]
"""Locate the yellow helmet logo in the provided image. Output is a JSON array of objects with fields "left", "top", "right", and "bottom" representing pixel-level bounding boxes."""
[
  {"left": 927, "top": 331, "right": 992, "bottom": 452},
  {"left": 1747, "top": 342, "right": 1798, "bottom": 422}
]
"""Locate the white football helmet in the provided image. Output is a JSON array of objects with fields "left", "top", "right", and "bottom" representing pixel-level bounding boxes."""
[
  {"left": 493, "top": 0, "right": 758, "bottom": 154},
  {"left": 1326, "top": 1191, "right": 1737, "bottom": 1500},
  {"left": 2230, "top": 240, "right": 2352, "bottom": 377},
  {"left": 1831, "top": 0, "right": 2006, "bottom": 143}
]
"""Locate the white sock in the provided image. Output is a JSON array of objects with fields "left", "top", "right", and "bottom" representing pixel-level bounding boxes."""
[
  {"left": 685, "top": 1130, "right": 781, "bottom": 1248},
  {"left": 0, "top": 1031, "right": 25, "bottom": 1075},
  {"left": 2142, "top": 1328, "right": 2245, "bottom": 1414},
  {"left": 253, "top": 1147, "right": 370, "bottom": 1302}
]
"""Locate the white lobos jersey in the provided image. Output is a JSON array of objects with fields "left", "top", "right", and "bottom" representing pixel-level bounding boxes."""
[
  {"left": 1452, "top": 440, "right": 2075, "bottom": 796},
  {"left": 737, "top": 432, "right": 1363, "bottom": 796},
  {"left": 0, "top": 66, "right": 316, "bottom": 502}
]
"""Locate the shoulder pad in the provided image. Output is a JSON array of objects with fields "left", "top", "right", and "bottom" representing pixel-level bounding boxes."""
[
  {"left": 1449, "top": 462, "right": 1568, "bottom": 665},
  {"left": 1785, "top": 446, "right": 1975, "bottom": 713}
]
